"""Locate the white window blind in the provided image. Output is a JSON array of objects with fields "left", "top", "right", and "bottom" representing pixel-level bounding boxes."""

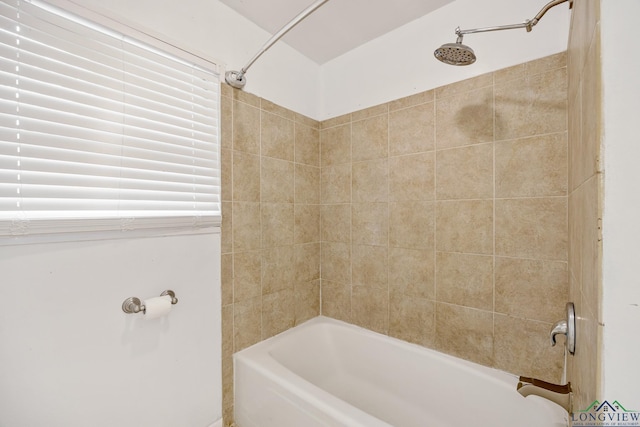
[{"left": 0, "top": 0, "right": 221, "bottom": 241}]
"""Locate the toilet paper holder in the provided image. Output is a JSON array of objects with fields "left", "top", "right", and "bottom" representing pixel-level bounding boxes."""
[{"left": 122, "top": 290, "right": 178, "bottom": 314}]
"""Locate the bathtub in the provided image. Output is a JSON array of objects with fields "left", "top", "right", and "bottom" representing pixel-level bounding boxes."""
[{"left": 234, "top": 316, "right": 568, "bottom": 427}]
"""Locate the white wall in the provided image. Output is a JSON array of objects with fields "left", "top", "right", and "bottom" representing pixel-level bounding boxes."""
[
  {"left": 600, "top": 0, "right": 640, "bottom": 405},
  {"left": 75, "top": 0, "right": 322, "bottom": 119},
  {"left": 0, "top": 232, "right": 221, "bottom": 427},
  {"left": 318, "top": 0, "right": 570, "bottom": 119},
  {"left": 76, "top": 0, "right": 570, "bottom": 121}
]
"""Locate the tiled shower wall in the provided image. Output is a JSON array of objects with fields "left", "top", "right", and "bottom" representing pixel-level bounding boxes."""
[
  {"left": 220, "top": 85, "right": 322, "bottom": 422},
  {"left": 319, "top": 52, "right": 569, "bottom": 382},
  {"left": 567, "top": 0, "right": 602, "bottom": 412},
  {"left": 221, "top": 52, "right": 570, "bottom": 425}
]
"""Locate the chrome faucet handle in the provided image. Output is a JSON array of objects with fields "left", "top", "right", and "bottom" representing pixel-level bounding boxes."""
[
  {"left": 550, "top": 320, "right": 567, "bottom": 346},
  {"left": 549, "top": 302, "right": 576, "bottom": 355}
]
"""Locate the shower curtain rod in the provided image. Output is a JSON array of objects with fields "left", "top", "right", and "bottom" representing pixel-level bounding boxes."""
[{"left": 225, "top": 0, "right": 331, "bottom": 89}]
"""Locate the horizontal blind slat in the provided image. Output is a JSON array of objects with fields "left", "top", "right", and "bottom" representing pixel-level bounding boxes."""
[{"left": 0, "top": 0, "right": 221, "bottom": 237}]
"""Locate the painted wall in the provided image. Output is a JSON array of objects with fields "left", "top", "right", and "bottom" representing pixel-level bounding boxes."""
[
  {"left": 600, "top": 0, "right": 640, "bottom": 406},
  {"left": 0, "top": 233, "right": 221, "bottom": 427},
  {"left": 76, "top": 0, "right": 569, "bottom": 121},
  {"left": 75, "top": 0, "right": 321, "bottom": 119}
]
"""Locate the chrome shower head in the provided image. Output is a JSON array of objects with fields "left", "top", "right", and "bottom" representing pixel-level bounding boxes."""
[{"left": 434, "top": 36, "right": 476, "bottom": 66}]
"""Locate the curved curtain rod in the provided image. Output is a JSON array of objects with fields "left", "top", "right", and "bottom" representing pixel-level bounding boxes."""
[{"left": 225, "top": 0, "right": 331, "bottom": 89}]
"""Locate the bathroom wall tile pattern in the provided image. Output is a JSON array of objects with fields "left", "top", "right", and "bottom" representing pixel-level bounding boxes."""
[
  {"left": 568, "top": 0, "right": 603, "bottom": 412},
  {"left": 319, "top": 52, "right": 568, "bottom": 385},
  {"left": 221, "top": 51, "right": 571, "bottom": 426},
  {"left": 220, "top": 87, "right": 321, "bottom": 423}
]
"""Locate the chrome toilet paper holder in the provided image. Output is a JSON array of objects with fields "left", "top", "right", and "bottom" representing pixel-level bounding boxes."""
[{"left": 122, "top": 290, "right": 178, "bottom": 314}]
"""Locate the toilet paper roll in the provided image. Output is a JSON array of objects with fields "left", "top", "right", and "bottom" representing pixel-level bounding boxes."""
[{"left": 143, "top": 295, "right": 172, "bottom": 320}]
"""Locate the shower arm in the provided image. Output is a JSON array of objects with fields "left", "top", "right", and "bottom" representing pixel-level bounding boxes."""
[
  {"left": 225, "top": 0, "right": 330, "bottom": 89},
  {"left": 455, "top": 0, "right": 569, "bottom": 39}
]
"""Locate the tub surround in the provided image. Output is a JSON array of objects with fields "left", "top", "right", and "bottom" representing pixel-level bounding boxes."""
[
  {"left": 319, "top": 52, "right": 568, "bottom": 380},
  {"left": 221, "top": 52, "right": 569, "bottom": 426},
  {"left": 567, "top": 0, "right": 602, "bottom": 412}
]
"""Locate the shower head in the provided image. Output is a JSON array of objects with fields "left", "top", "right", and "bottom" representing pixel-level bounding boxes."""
[
  {"left": 434, "top": 36, "right": 476, "bottom": 66},
  {"left": 434, "top": 0, "right": 569, "bottom": 66}
]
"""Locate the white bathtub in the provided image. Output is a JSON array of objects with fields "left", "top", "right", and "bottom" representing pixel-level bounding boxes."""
[{"left": 234, "top": 316, "right": 568, "bottom": 427}]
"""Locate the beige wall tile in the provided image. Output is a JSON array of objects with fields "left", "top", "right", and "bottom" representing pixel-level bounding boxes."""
[
  {"left": 221, "top": 201, "right": 232, "bottom": 254},
  {"left": 389, "top": 201, "right": 435, "bottom": 250},
  {"left": 320, "top": 124, "right": 351, "bottom": 167},
  {"left": 295, "top": 164, "right": 320, "bottom": 204},
  {"left": 495, "top": 68, "right": 567, "bottom": 141},
  {"left": 352, "top": 159, "right": 388, "bottom": 203},
  {"left": 435, "top": 73, "right": 493, "bottom": 99},
  {"left": 261, "top": 98, "right": 295, "bottom": 120},
  {"left": 389, "top": 293, "right": 435, "bottom": 347},
  {"left": 436, "top": 252, "right": 493, "bottom": 310},
  {"left": 352, "top": 202, "right": 388, "bottom": 246},
  {"left": 494, "top": 314, "right": 563, "bottom": 383},
  {"left": 321, "top": 163, "right": 351, "bottom": 204},
  {"left": 295, "top": 113, "right": 319, "bottom": 130},
  {"left": 232, "top": 88, "right": 260, "bottom": 107},
  {"left": 261, "top": 245, "right": 295, "bottom": 295},
  {"left": 389, "top": 152, "right": 435, "bottom": 201},
  {"left": 526, "top": 51, "right": 567, "bottom": 76},
  {"left": 221, "top": 148, "right": 232, "bottom": 202},
  {"left": 320, "top": 113, "right": 351, "bottom": 130},
  {"left": 262, "top": 288, "right": 295, "bottom": 339},
  {"left": 436, "top": 200, "right": 493, "bottom": 254},
  {"left": 294, "top": 203, "right": 320, "bottom": 244},
  {"left": 436, "top": 143, "right": 493, "bottom": 200},
  {"left": 352, "top": 115, "right": 388, "bottom": 161},
  {"left": 233, "top": 296, "right": 262, "bottom": 352},
  {"left": 389, "top": 90, "right": 434, "bottom": 112},
  {"left": 352, "top": 244, "right": 388, "bottom": 289},
  {"left": 436, "top": 303, "right": 494, "bottom": 366},
  {"left": 295, "top": 279, "right": 320, "bottom": 325},
  {"left": 351, "top": 103, "right": 388, "bottom": 122},
  {"left": 233, "top": 250, "right": 261, "bottom": 302},
  {"left": 261, "top": 111, "right": 294, "bottom": 161},
  {"left": 389, "top": 103, "right": 435, "bottom": 156},
  {"left": 436, "top": 86, "right": 494, "bottom": 149},
  {"left": 321, "top": 204, "right": 351, "bottom": 243},
  {"left": 321, "top": 242, "right": 351, "bottom": 284},
  {"left": 233, "top": 100, "right": 260, "bottom": 154},
  {"left": 221, "top": 253, "right": 233, "bottom": 306},
  {"left": 261, "top": 203, "right": 294, "bottom": 248},
  {"left": 495, "top": 257, "right": 568, "bottom": 323},
  {"left": 295, "top": 242, "right": 320, "bottom": 283},
  {"left": 261, "top": 157, "right": 294, "bottom": 203},
  {"left": 495, "top": 198, "right": 567, "bottom": 260},
  {"left": 321, "top": 280, "right": 351, "bottom": 322},
  {"left": 232, "top": 151, "right": 260, "bottom": 202},
  {"left": 495, "top": 133, "right": 568, "bottom": 198},
  {"left": 580, "top": 176, "right": 601, "bottom": 314},
  {"left": 295, "top": 124, "right": 320, "bottom": 167},
  {"left": 232, "top": 201, "right": 261, "bottom": 252},
  {"left": 389, "top": 247, "right": 435, "bottom": 299},
  {"left": 352, "top": 286, "right": 388, "bottom": 334}
]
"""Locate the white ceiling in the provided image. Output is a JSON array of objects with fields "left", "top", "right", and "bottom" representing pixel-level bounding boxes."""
[{"left": 218, "top": 0, "right": 455, "bottom": 64}]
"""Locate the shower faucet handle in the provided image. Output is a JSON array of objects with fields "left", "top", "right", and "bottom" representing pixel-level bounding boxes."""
[
  {"left": 549, "top": 302, "right": 575, "bottom": 355},
  {"left": 550, "top": 320, "right": 567, "bottom": 346}
]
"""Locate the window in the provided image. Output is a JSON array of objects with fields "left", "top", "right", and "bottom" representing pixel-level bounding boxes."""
[{"left": 0, "top": 0, "right": 221, "bottom": 242}]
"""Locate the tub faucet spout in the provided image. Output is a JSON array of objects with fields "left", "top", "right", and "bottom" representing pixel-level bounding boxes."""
[{"left": 517, "top": 376, "right": 572, "bottom": 413}]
